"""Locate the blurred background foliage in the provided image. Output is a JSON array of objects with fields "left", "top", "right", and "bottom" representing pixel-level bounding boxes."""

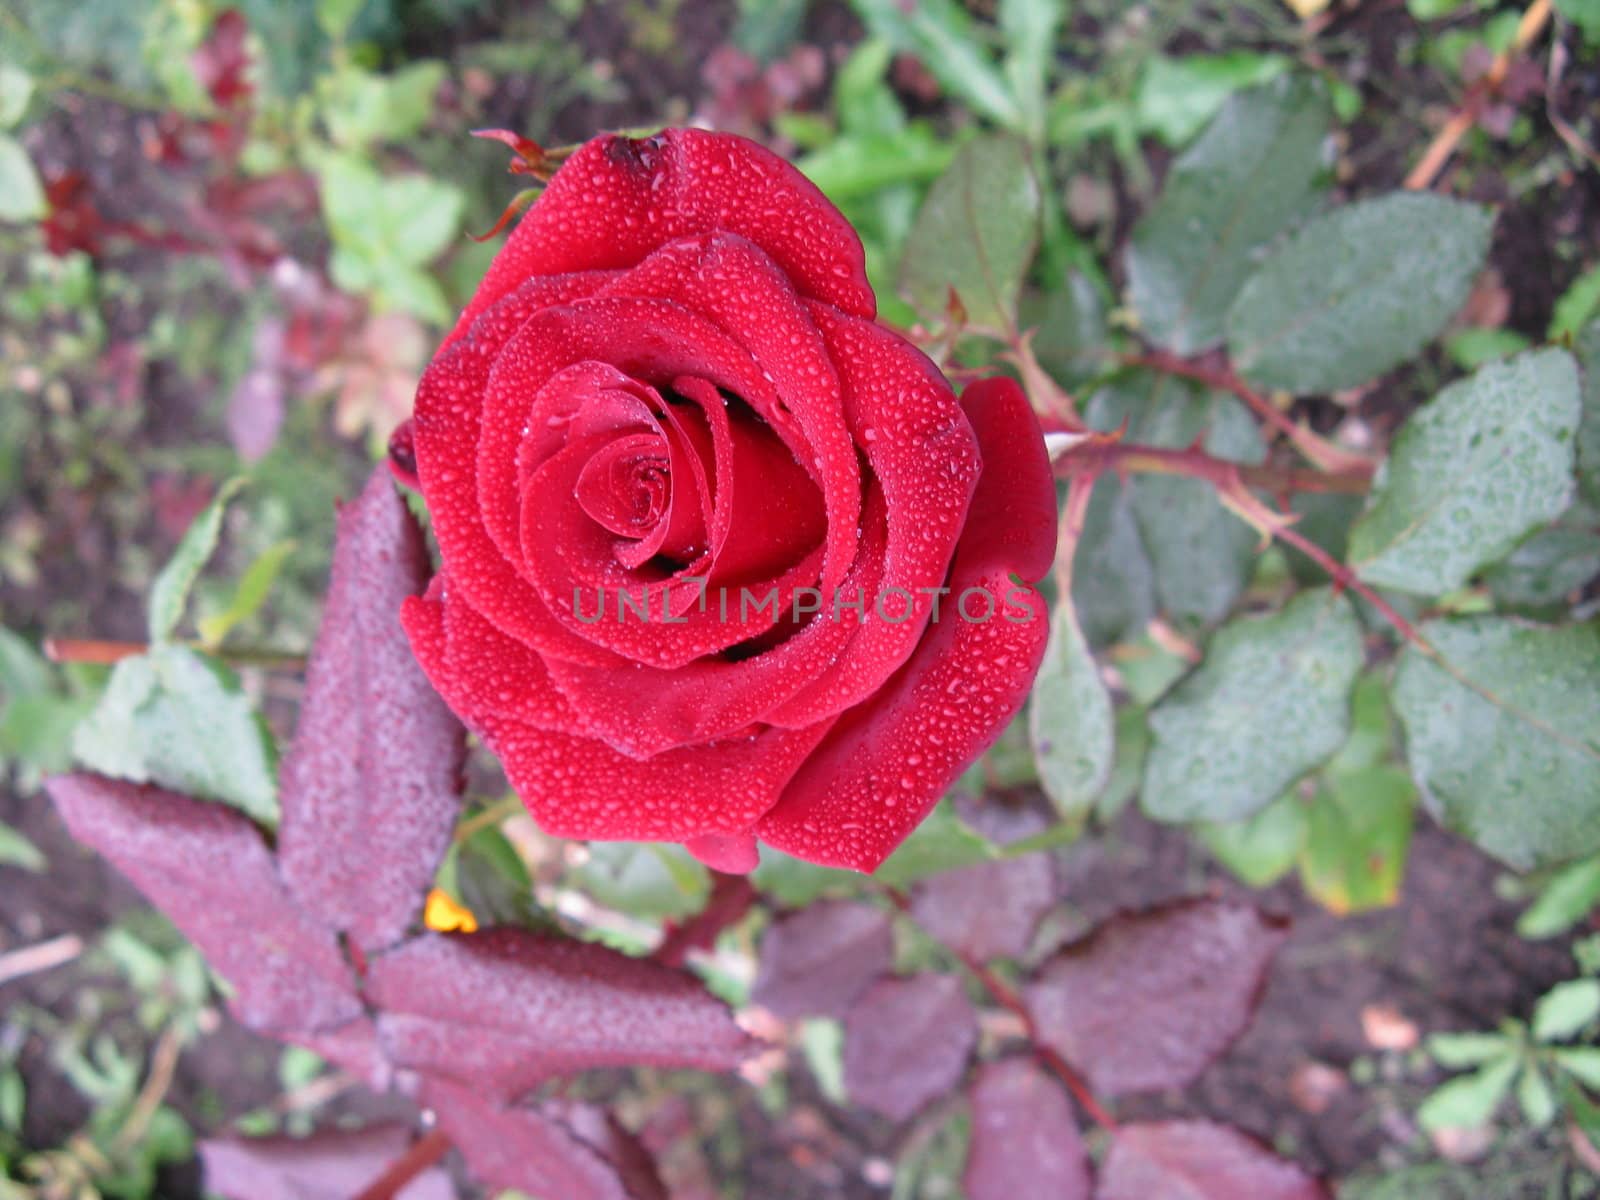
[{"left": 2, "top": 0, "right": 1599, "bottom": 1196}]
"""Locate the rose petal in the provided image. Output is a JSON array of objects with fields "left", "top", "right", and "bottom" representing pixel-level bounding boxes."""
[
  {"left": 756, "top": 378, "right": 1055, "bottom": 871},
  {"left": 451, "top": 129, "right": 874, "bottom": 351}
]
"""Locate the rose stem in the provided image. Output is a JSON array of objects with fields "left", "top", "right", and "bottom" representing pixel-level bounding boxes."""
[
  {"left": 43, "top": 637, "right": 305, "bottom": 670},
  {"left": 351, "top": 1127, "right": 453, "bottom": 1200}
]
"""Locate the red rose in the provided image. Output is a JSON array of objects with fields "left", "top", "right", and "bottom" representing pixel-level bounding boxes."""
[{"left": 399, "top": 128, "right": 1056, "bottom": 874}]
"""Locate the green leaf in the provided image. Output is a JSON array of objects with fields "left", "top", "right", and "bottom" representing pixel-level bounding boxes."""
[
  {"left": 898, "top": 135, "right": 1041, "bottom": 335},
  {"left": 1444, "top": 326, "right": 1531, "bottom": 370},
  {"left": 1226, "top": 192, "right": 1494, "bottom": 393},
  {"left": 1550, "top": 262, "right": 1600, "bottom": 341},
  {"left": 1554, "top": 0, "right": 1600, "bottom": 38},
  {"left": 323, "top": 61, "right": 445, "bottom": 151},
  {"left": 1070, "top": 475, "right": 1156, "bottom": 647},
  {"left": 1485, "top": 527, "right": 1600, "bottom": 615},
  {"left": 1096, "top": 706, "right": 1151, "bottom": 822},
  {"left": 576, "top": 842, "right": 711, "bottom": 922},
  {"left": 1518, "top": 855, "right": 1600, "bottom": 939},
  {"left": 751, "top": 847, "right": 860, "bottom": 906},
  {"left": 0, "top": 135, "right": 45, "bottom": 222},
  {"left": 452, "top": 825, "right": 546, "bottom": 930},
  {"left": 795, "top": 127, "right": 957, "bottom": 201},
  {"left": 850, "top": 0, "right": 1023, "bottom": 130},
  {"left": 1088, "top": 380, "right": 1266, "bottom": 625},
  {"left": 1298, "top": 766, "right": 1416, "bottom": 915},
  {"left": 147, "top": 477, "right": 246, "bottom": 644},
  {"left": 1577, "top": 323, "right": 1600, "bottom": 504},
  {"left": 1418, "top": 1054, "right": 1518, "bottom": 1131},
  {"left": 1326, "top": 672, "right": 1397, "bottom": 774},
  {"left": 1516, "top": 1064, "right": 1558, "bottom": 1127},
  {"left": 1128, "top": 74, "right": 1330, "bottom": 354},
  {"left": 1285, "top": 491, "right": 1364, "bottom": 585},
  {"left": 1197, "top": 792, "right": 1309, "bottom": 887},
  {"left": 0, "top": 822, "right": 45, "bottom": 872},
  {"left": 72, "top": 645, "right": 278, "bottom": 825},
  {"left": 1531, "top": 979, "right": 1600, "bottom": 1042},
  {"left": 315, "top": 0, "right": 367, "bottom": 40},
  {"left": 1552, "top": 1045, "right": 1600, "bottom": 1089},
  {"left": 1393, "top": 617, "right": 1600, "bottom": 871},
  {"left": 1134, "top": 53, "right": 1294, "bottom": 147},
  {"left": 1428, "top": 1031, "right": 1514, "bottom": 1068},
  {"left": 875, "top": 800, "right": 998, "bottom": 888},
  {"left": 1347, "top": 349, "right": 1580, "bottom": 596},
  {"left": 1144, "top": 588, "right": 1364, "bottom": 824},
  {"left": 0, "top": 64, "right": 34, "bottom": 129},
  {"left": 1029, "top": 601, "right": 1114, "bottom": 822},
  {"left": 998, "top": 0, "right": 1066, "bottom": 142},
  {"left": 197, "top": 539, "right": 295, "bottom": 648}
]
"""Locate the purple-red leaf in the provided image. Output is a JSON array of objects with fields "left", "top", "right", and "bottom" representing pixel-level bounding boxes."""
[
  {"left": 843, "top": 972, "right": 977, "bottom": 1122},
  {"left": 1096, "top": 1121, "right": 1329, "bottom": 1200},
  {"left": 426, "top": 1079, "right": 667, "bottom": 1200},
  {"left": 963, "top": 1058, "right": 1090, "bottom": 1200},
  {"left": 366, "top": 929, "right": 753, "bottom": 1097},
  {"left": 910, "top": 850, "right": 1056, "bottom": 961},
  {"left": 277, "top": 467, "right": 466, "bottom": 954},
  {"left": 751, "top": 900, "right": 894, "bottom": 1019},
  {"left": 200, "top": 1125, "right": 453, "bottom": 1200},
  {"left": 46, "top": 773, "right": 359, "bottom": 1034},
  {"left": 1025, "top": 899, "right": 1286, "bottom": 1096}
]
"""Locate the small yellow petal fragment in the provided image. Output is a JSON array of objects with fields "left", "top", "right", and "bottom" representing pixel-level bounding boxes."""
[
  {"left": 1283, "top": 0, "right": 1330, "bottom": 15},
  {"left": 424, "top": 888, "right": 479, "bottom": 933}
]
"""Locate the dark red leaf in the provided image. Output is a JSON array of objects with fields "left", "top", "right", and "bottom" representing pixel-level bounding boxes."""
[
  {"left": 45, "top": 773, "right": 359, "bottom": 1034},
  {"left": 909, "top": 850, "right": 1056, "bottom": 962},
  {"left": 1025, "top": 899, "right": 1287, "bottom": 1097},
  {"left": 191, "top": 9, "right": 253, "bottom": 110},
  {"left": 751, "top": 900, "right": 893, "bottom": 1019},
  {"left": 278, "top": 467, "right": 466, "bottom": 953},
  {"left": 963, "top": 1058, "right": 1090, "bottom": 1200},
  {"left": 426, "top": 1079, "right": 667, "bottom": 1200},
  {"left": 1096, "top": 1121, "right": 1329, "bottom": 1200},
  {"left": 367, "top": 929, "right": 753, "bottom": 1097},
  {"left": 843, "top": 973, "right": 977, "bottom": 1121},
  {"left": 200, "top": 1125, "right": 453, "bottom": 1200}
]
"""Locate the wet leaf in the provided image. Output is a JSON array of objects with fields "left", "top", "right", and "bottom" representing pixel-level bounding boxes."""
[
  {"left": 1298, "top": 766, "right": 1416, "bottom": 915},
  {"left": 147, "top": 477, "right": 246, "bottom": 644},
  {"left": 1392, "top": 618, "right": 1600, "bottom": 870},
  {"left": 751, "top": 900, "right": 894, "bottom": 1019},
  {"left": 1127, "top": 74, "right": 1330, "bottom": 353},
  {"left": 1576, "top": 322, "right": 1600, "bottom": 504},
  {"left": 843, "top": 973, "right": 978, "bottom": 1121},
  {"left": 1227, "top": 192, "right": 1494, "bottom": 393},
  {"left": 909, "top": 846, "right": 1056, "bottom": 962},
  {"left": 201, "top": 1125, "right": 454, "bottom": 1200},
  {"left": 963, "top": 1058, "right": 1089, "bottom": 1200},
  {"left": 277, "top": 469, "right": 465, "bottom": 953},
  {"left": 1134, "top": 52, "right": 1292, "bottom": 145},
  {"left": 1088, "top": 381, "right": 1265, "bottom": 625},
  {"left": 72, "top": 644, "right": 278, "bottom": 825},
  {"left": 426, "top": 1081, "right": 666, "bottom": 1200},
  {"left": 1144, "top": 588, "right": 1364, "bottom": 824},
  {"left": 898, "top": 135, "right": 1040, "bottom": 334},
  {"left": 366, "top": 929, "right": 752, "bottom": 1098},
  {"left": 45, "top": 774, "right": 359, "bottom": 1033},
  {"left": 1484, "top": 527, "right": 1600, "bottom": 616},
  {"left": 1348, "top": 350, "right": 1580, "bottom": 595},
  {"left": 1070, "top": 475, "right": 1156, "bottom": 647},
  {"left": 1030, "top": 601, "right": 1114, "bottom": 820},
  {"left": 1025, "top": 899, "right": 1287, "bottom": 1096},
  {"left": 1098, "top": 1120, "right": 1329, "bottom": 1199}
]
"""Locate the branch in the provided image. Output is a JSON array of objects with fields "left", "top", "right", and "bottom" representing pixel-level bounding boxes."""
[
  {"left": 44, "top": 637, "right": 305, "bottom": 671},
  {"left": 1121, "top": 350, "right": 1376, "bottom": 477},
  {"left": 351, "top": 1128, "right": 452, "bottom": 1200},
  {"left": 885, "top": 890, "right": 1118, "bottom": 1133},
  {"left": 652, "top": 872, "right": 757, "bottom": 968},
  {"left": 1404, "top": 0, "right": 1555, "bottom": 190},
  {"left": 1050, "top": 433, "right": 1371, "bottom": 497}
]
